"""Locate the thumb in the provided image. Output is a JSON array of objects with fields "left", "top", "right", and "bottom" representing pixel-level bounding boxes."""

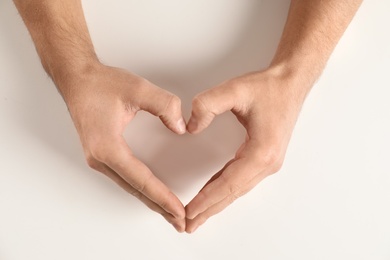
[
  {"left": 137, "top": 82, "right": 186, "bottom": 135},
  {"left": 187, "top": 83, "right": 238, "bottom": 134}
]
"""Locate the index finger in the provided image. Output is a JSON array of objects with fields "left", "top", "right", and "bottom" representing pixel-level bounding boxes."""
[
  {"left": 100, "top": 137, "right": 185, "bottom": 220},
  {"left": 185, "top": 139, "right": 279, "bottom": 220},
  {"left": 185, "top": 156, "right": 264, "bottom": 220}
]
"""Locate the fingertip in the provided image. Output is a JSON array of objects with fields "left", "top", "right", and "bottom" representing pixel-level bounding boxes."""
[
  {"left": 186, "top": 111, "right": 213, "bottom": 134},
  {"left": 173, "top": 222, "right": 186, "bottom": 233},
  {"left": 186, "top": 117, "right": 198, "bottom": 134},
  {"left": 177, "top": 117, "right": 187, "bottom": 135},
  {"left": 187, "top": 117, "right": 206, "bottom": 134},
  {"left": 185, "top": 218, "right": 199, "bottom": 234},
  {"left": 188, "top": 226, "right": 199, "bottom": 234},
  {"left": 171, "top": 200, "right": 186, "bottom": 220},
  {"left": 159, "top": 115, "right": 186, "bottom": 135}
]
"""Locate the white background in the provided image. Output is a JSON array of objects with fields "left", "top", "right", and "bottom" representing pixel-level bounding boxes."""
[{"left": 1, "top": 0, "right": 389, "bottom": 259}]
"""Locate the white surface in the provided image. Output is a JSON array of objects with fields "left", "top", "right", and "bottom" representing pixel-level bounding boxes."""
[{"left": 1, "top": 0, "right": 390, "bottom": 259}]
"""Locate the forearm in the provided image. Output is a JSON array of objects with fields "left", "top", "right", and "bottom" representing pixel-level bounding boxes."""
[
  {"left": 13, "top": 0, "right": 98, "bottom": 97},
  {"left": 270, "top": 0, "right": 363, "bottom": 88}
]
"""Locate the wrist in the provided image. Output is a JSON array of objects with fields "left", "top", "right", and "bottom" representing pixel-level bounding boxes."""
[
  {"left": 260, "top": 60, "right": 318, "bottom": 103},
  {"left": 51, "top": 59, "right": 103, "bottom": 104},
  {"left": 269, "top": 58, "right": 321, "bottom": 82},
  {"left": 45, "top": 52, "right": 100, "bottom": 82},
  {"left": 266, "top": 58, "right": 323, "bottom": 91}
]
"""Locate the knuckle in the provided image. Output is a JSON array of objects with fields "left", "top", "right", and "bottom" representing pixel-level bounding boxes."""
[
  {"left": 158, "top": 199, "right": 168, "bottom": 210},
  {"left": 227, "top": 194, "right": 240, "bottom": 205},
  {"left": 229, "top": 80, "right": 242, "bottom": 95},
  {"left": 271, "top": 159, "right": 284, "bottom": 173},
  {"left": 135, "top": 77, "right": 150, "bottom": 88},
  {"left": 134, "top": 173, "right": 152, "bottom": 193},
  {"left": 134, "top": 181, "right": 147, "bottom": 194},
  {"left": 260, "top": 148, "right": 278, "bottom": 166},
  {"left": 90, "top": 146, "right": 108, "bottom": 163},
  {"left": 228, "top": 189, "right": 241, "bottom": 204},
  {"left": 162, "top": 94, "right": 181, "bottom": 115},
  {"left": 258, "top": 147, "right": 284, "bottom": 174},
  {"left": 88, "top": 139, "right": 113, "bottom": 163},
  {"left": 228, "top": 183, "right": 241, "bottom": 197},
  {"left": 227, "top": 78, "right": 246, "bottom": 99},
  {"left": 225, "top": 187, "right": 243, "bottom": 206},
  {"left": 192, "top": 94, "right": 209, "bottom": 113},
  {"left": 169, "top": 94, "right": 181, "bottom": 108},
  {"left": 86, "top": 155, "right": 100, "bottom": 170},
  {"left": 129, "top": 189, "right": 143, "bottom": 200},
  {"left": 221, "top": 174, "right": 241, "bottom": 197}
]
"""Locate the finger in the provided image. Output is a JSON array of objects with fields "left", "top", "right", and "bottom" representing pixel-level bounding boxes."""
[
  {"left": 101, "top": 165, "right": 186, "bottom": 232},
  {"left": 185, "top": 156, "right": 261, "bottom": 220},
  {"left": 187, "top": 82, "right": 244, "bottom": 134},
  {"left": 183, "top": 159, "right": 234, "bottom": 233},
  {"left": 135, "top": 81, "right": 186, "bottom": 135},
  {"left": 198, "top": 158, "right": 235, "bottom": 192},
  {"left": 185, "top": 170, "right": 268, "bottom": 233},
  {"left": 88, "top": 158, "right": 185, "bottom": 232},
  {"left": 185, "top": 140, "right": 273, "bottom": 220},
  {"left": 100, "top": 137, "right": 186, "bottom": 220}
]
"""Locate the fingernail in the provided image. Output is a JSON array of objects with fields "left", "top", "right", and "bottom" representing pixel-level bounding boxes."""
[
  {"left": 177, "top": 118, "right": 186, "bottom": 134},
  {"left": 187, "top": 118, "right": 198, "bottom": 133}
]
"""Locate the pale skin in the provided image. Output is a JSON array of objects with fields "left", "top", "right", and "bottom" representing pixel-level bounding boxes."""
[{"left": 13, "top": 0, "right": 362, "bottom": 233}]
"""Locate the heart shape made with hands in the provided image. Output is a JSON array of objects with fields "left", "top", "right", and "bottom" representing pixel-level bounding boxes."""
[
  {"left": 77, "top": 67, "right": 293, "bottom": 233},
  {"left": 124, "top": 99, "right": 245, "bottom": 232},
  {"left": 121, "top": 74, "right": 288, "bottom": 233},
  {"left": 127, "top": 107, "right": 244, "bottom": 198},
  {"left": 130, "top": 69, "right": 295, "bottom": 233}
]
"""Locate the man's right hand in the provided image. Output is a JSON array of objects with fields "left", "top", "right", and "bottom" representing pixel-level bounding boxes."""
[{"left": 61, "top": 63, "right": 187, "bottom": 232}]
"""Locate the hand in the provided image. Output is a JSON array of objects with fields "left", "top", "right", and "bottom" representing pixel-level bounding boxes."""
[
  {"left": 60, "top": 63, "right": 187, "bottom": 232},
  {"left": 185, "top": 68, "right": 309, "bottom": 233}
]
